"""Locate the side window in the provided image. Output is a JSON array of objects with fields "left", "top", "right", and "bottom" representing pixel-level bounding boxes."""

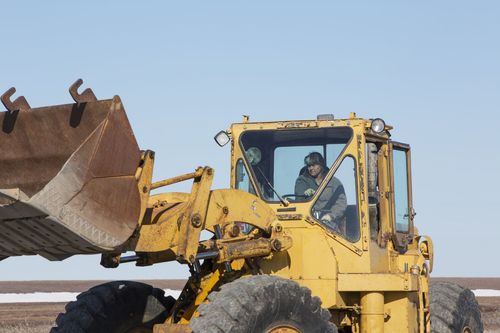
[
  {"left": 235, "top": 159, "right": 257, "bottom": 235},
  {"left": 366, "top": 142, "right": 380, "bottom": 241},
  {"left": 393, "top": 149, "right": 409, "bottom": 233},
  {"left": 312, "top": 156, "right": 360, "bottom": 242},
  {"left": 235, "top": 159, "right": 256, "bottom": 195}
]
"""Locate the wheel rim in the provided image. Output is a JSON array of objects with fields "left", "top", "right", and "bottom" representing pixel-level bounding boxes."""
[
  {"left": 266, "top": 324, "right": 301, "bottom": 333},
  {"left": 462, "top": 326, "right": 472, "bottom": 333}
]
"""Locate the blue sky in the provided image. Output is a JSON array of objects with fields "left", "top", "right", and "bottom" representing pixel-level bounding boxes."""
[{"left": 0, "top": 1, "right": 499, "bottom": 279}]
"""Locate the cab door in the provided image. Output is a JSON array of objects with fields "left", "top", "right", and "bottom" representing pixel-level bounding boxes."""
[{"left": 390, "top": 142, "right": 414, "bottom": 251}]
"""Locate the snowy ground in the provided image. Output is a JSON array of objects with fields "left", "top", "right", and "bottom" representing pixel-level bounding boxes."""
[
  {"left": 0, "top": 289, "right": 497, "bottom": 304},
  {"left": 472, "top": 289, "right": 500, "bottom": 297},
  {"left": 0, "top": 288, "right": 182, "bottom": 303}
]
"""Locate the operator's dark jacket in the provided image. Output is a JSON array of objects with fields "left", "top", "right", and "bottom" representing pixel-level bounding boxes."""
[{"left": 294, "top": 170, "right": 347, "bottom": 221}]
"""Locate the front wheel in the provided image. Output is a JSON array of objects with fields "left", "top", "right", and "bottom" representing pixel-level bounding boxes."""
[
  {"left": 430, "top": 281, "right": 483, "bottom": 333},
  {"left": 51, "top": 281, "right": 175, "bottom": 333},
  {"left": 190, "top": 275, "right": 337, "bottom": 333}
]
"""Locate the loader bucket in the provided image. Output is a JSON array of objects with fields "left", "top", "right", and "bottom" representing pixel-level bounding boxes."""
[{"left": 0, "top": 96, "right": 142, "bottom": 260}]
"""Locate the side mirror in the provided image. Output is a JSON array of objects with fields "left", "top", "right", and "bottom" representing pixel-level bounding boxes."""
[{"left": 214, "top": 131, "right": 230, "bottom": 147}]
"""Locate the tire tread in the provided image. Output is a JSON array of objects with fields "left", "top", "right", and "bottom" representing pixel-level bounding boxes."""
[
  {"left": 191, "top": 275, "right": 337, "bottom": 333},
  {"left": 430, "top": 281, "right": 483, "bottom": 333},
  {"left": 52, "top": 281, "right": 175, "bottom": 333}
]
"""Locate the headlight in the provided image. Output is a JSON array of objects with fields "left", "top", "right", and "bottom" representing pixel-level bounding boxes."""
[
  {"left": 371, "top": 118, "right": 386, "bottom": 133},
  {"left": 214, "top": 131, "right": 230, "bottom": 146}
]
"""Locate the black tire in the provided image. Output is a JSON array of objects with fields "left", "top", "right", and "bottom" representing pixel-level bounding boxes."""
[
  {"left": 430, "top": 281, "right": 483, "bottom": 333},
  {"left": 190, "top": 275, "right": 337, "bottom": 333},
  {"left": 51, "top": 280, "right": 176, "bottom": 333}
]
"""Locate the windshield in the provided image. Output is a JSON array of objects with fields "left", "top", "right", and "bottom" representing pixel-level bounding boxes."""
[{"left": 240, "top": 127, "right": 353, "bottom": 202}]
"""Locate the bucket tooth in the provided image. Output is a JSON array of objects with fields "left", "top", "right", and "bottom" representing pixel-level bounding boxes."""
[
  {"left": 1, "top": 87, "right": 30, "bottom": 113},
  {"left": 69, "top": 78, "right": 97, "bottom": 103}
]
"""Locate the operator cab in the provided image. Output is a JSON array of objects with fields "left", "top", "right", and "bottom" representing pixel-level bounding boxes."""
[
  {"left": 232, "top": 119, "right": 361, "bottom": 242},
  {"left": 220, "top": 114, "right": 414, "bottom": 252}
]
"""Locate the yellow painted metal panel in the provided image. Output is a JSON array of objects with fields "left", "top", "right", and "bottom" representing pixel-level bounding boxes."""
[{"left": 338, "top": 273, "right": 419, "bottom": 292}]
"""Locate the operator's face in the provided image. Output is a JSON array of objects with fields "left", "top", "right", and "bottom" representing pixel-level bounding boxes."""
[{"left": 307, "top": 163, "right": 323, "bottom": 178}]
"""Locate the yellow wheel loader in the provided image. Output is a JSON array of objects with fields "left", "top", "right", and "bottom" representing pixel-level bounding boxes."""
[{"left": 0, "top": 80, "right": 482, "bottom": 333}]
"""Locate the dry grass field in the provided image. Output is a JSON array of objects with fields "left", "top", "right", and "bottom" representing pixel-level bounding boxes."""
[
  {"left": 0, "top": 302, "right": 64, "bottom": 333},
  {"left": 0, "top": 278, "right": 498, "bottom": 333}
]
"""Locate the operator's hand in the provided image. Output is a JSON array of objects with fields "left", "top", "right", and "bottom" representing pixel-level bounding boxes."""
[
  {"left": 304, "top": 188, "right": 315, "bottom": 197},
  {"left": 321, "top": 214, "right": 332, "bottom": 223},
  {"left": 321, "top": 214, "right": 341, "bottom": 233}
]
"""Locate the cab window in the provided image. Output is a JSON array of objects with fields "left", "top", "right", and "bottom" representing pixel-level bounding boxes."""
[
  {"left": 393, "top": 149, "right": 410, "bottom": 233},
  {"left": 239, "top": 127, "right": 353, "bottom": 203},
  {"left": 235, "top": 159, "right": 256, "bottom": 195},
  {"left": 312, "top": 156, "right": 360, "bottom": 242}
]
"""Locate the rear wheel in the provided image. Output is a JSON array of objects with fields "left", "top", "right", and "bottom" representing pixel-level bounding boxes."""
[
  {"left": 190, "top": 275, "right": 337, "bottom": 333},
  {"left": 50, "top": 281, "right": 175, "bottom": 333},
  {"left": 429, "top": 281, "right": 483, "bottom": 333}
]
